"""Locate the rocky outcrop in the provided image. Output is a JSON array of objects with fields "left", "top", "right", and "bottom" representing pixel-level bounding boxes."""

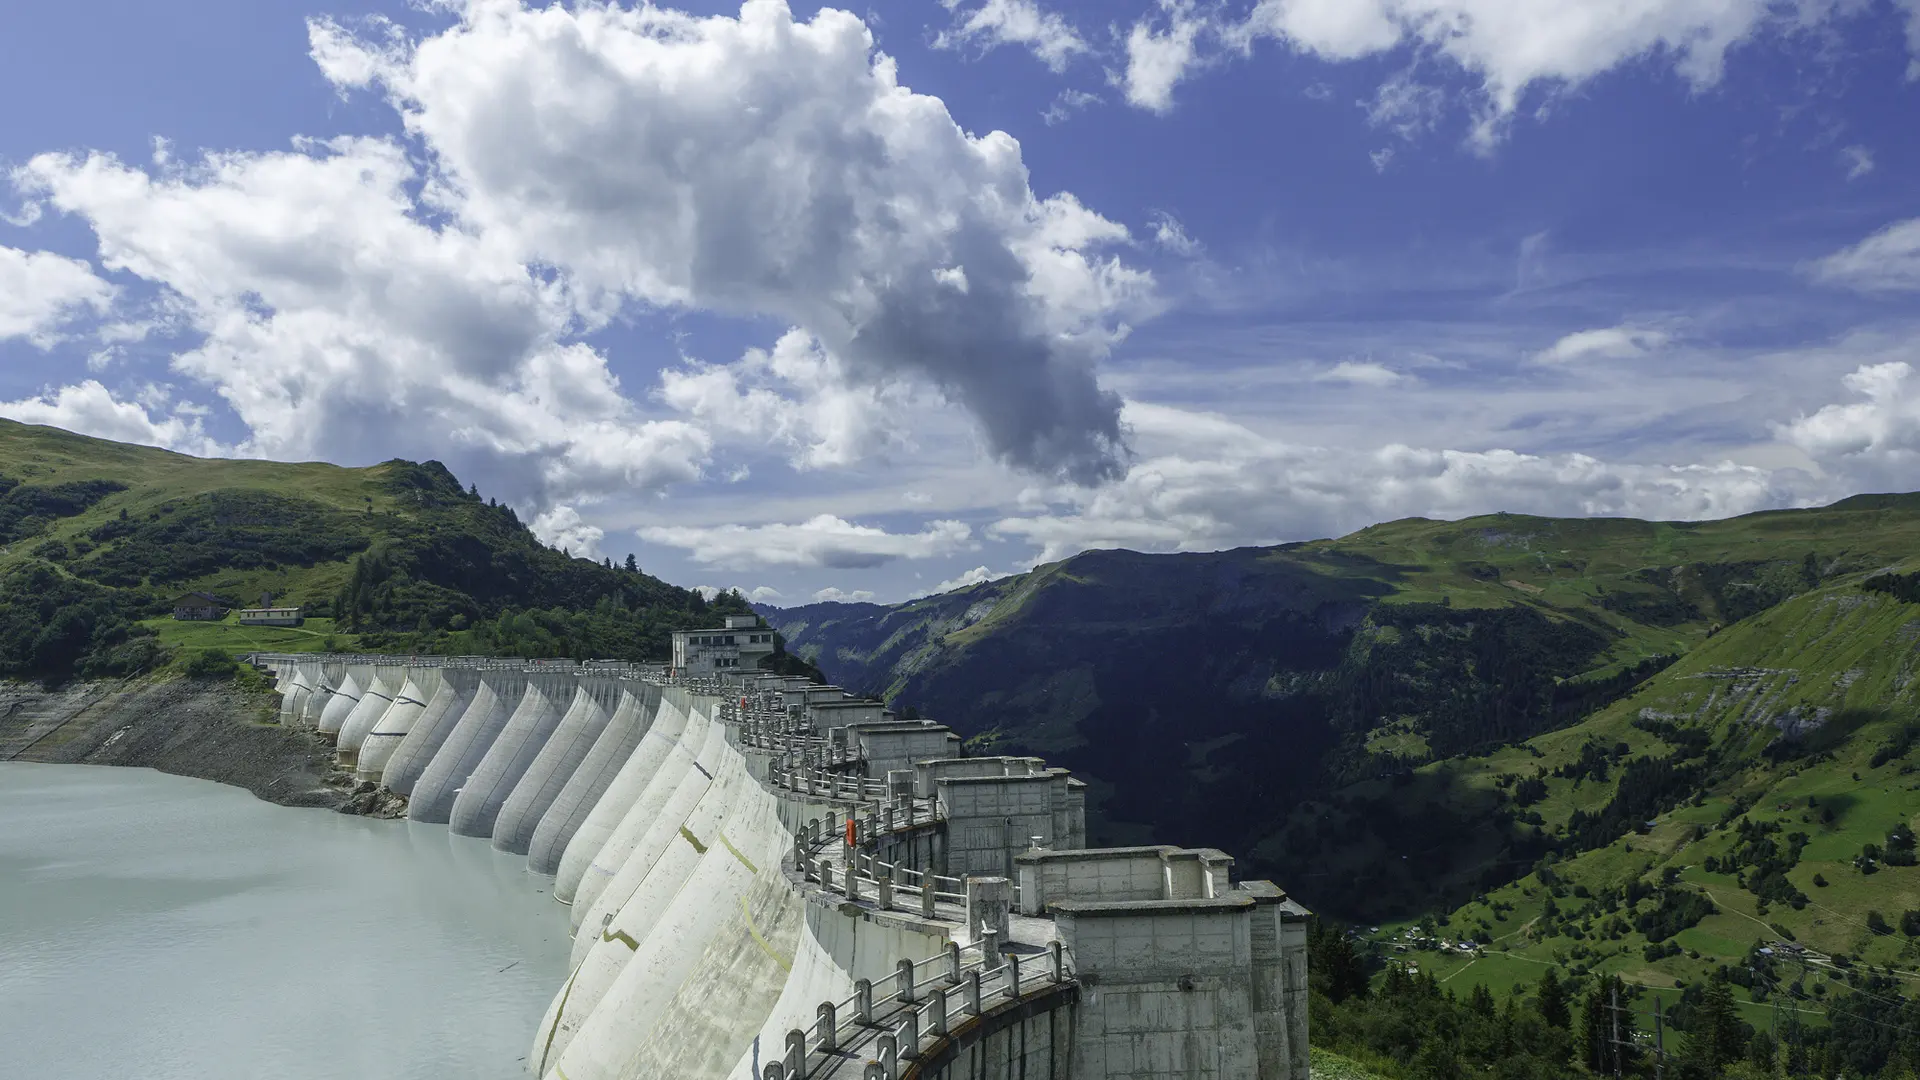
[{"left": 0, "top": 675, "right": 382, "bottom": 813}]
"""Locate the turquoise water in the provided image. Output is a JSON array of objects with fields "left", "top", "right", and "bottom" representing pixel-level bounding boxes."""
[{"left": 0, "top": 763, "right": 570, "bottom": 1080}]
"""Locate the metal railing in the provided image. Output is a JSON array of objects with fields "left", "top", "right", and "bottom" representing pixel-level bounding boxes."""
[{"left": 758, "top": 939, "right": 1074, "bottom": 1079}]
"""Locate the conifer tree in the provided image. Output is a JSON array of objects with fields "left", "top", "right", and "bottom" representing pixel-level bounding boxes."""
[{"left": 1536, "top": 969, "right": 1570, "bottom": 1030}]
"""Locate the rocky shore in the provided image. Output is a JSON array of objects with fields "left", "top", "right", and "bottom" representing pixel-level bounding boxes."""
[{"left": 0, "top": 674, "right": 404, "bottom": 816}]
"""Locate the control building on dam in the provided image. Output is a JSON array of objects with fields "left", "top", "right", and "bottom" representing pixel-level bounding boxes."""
[{"left": 257, "top": 636, "right": 1309, "bottom": 1080}]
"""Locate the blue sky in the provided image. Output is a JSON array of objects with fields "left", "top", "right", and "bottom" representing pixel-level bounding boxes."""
[{"left": 3, "top": 0, "right": 1919, "bottom": 605}]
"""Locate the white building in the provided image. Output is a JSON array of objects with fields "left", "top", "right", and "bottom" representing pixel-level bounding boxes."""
[
  {"left": 237, "top": 606, "right": 304, "bottom": 627},
  {"left": 670, "top": 613, "right": 777, "bottom": 675}
]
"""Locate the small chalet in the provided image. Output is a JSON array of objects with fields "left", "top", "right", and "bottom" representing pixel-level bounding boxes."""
[
  {"left": 238, "top": 606, "right": 305, "bottom": 627},
  {"left": 172, "top": 592, "right": 230, "bottom": 621}
]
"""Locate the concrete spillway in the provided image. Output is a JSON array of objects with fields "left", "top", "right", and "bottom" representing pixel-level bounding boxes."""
[
  {"left": 450, "top": 672, "right": 573, "bottom": 838},
  {"left": 278, "top": 660, "right": 317, "bottom": 726},
  {"left": 566, "top": 693, "right": 707, "bottom": 922},
  {"left": 552, "top": 692, "right": 689, "bottom": 905},
  {"left": 355, "top": 668, "right": 442, "bottom": 782},
  {"left": 525, "top": 685, "right": 658, "bottom": 875},
  {"left": 493, "top": 677, "right": 620, "bottom": 855},
  {"left": 315, "top": 664, "right": 369, "bottom": 738},
  {"left": 409, "top": 670, "right": 526, "bottom": 824},
  {"left": 256, "top": 651, "right": 1312, "bottom": 1080},
  {"left": 296, "top": 661, "right": 346, "bottom": 730},
  {"left": 335, "top": 665, "right": 404, "bottom": 762},
  {"left": 380, "top": 669, "right": 478, "bottom": 797}
]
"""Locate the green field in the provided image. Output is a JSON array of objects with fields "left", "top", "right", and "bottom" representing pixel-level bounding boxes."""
[
  {"left": 1337, "top": 574, "right": 1920, "bottom": 1024},
  {"left": 0, "top": 416, "right": 744, "bottom": 682},
  {"left": 1309, "top": 1047, "right": 1396, "bottom": 1080},
  {"left": 142, "top": 615, "right": 360, "bottom": 667}
]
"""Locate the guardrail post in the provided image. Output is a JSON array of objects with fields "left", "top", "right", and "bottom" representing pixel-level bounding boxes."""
[
  {"left": 877, "top": 1035, "right": 898, "bottom": 1080},
  {"left": 895, "top": 959, "right": 917, "bottom": 1003},
  {"left": 966, "top": 971, "right": 983, "bottom": 1016},
  {"left": 900, "top": 1007, "right": 920, "bottom": 1060},
  {"left": 945, "top": 941, "right": 962, "bottom": 984},
  {"left": 877, "top": 873, "right": 892, "bottom": 910},
  {"left": 1006, "top": 954, "right": 1021, "bottom": 999},
  {"left": 855, "top": 979, "right": 874, "bottom": 1023},
  {"left": 847, "top": 864, "right": 860, "bottom": 900},
  {"left": 816, "top": 1002, "right": 837, "bottom": 1052},
  {"left": 979, "top": 926, "right": 1001, "bottom": 969},
  {"left": 762, "top": 1063, "right": 784, "bottom": 1080},
  {"left": 1050, "top": 941, "right": 1064, "bottom": 983},
  {"left": 784, "top": 1029, "right": 807, "bottom": 1080},
  {"left": 928, "top": 987, "right": 948, "bottom": 1036},
  {"left": 863, "top": 1065, "right": 885, "bottom": 1080},
  {"left": 921, "top": 880, "right": 936, "bottom": 918},
  {"left": 821, "top": 861, "right": 834, "bottom": 892}
]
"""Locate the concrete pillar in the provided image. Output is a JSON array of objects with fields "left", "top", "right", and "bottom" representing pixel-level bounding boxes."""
[{"left": 965, "top": 876, "right": 1013, "bottom": 947}]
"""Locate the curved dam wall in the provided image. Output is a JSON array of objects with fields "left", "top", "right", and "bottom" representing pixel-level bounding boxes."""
[{"left": 253, "top": 653, "right": 1308, "bottom": 1080}]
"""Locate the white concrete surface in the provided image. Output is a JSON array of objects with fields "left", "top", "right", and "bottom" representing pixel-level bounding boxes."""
[
  {"left": 567, "top": 695, "right": 714, "bottom": 928},
  {"left": 381, "top": 669, "right": 477, "bottom": 797},
  {"left": 335, "top": 666, "right": 404, "bottom": 759},
  {"left": 526, "top": 685, "right": 658, "bottom": 876},
  {"left": 450, "top": 673, "right": 573, "bottom": 838},
  {"left": 409, "top": 670, "right": 526, "bottom": 825},
  {"left": 551, "top": 693, "right": 690, "bottom": 906},
  {"left": 316, "top": 665, "right": 369, "bottom": 737},
  {"left": 355, "top": 668, "right": 442, "bottom": 783},
  {"left": 493, "top": 677, "right": 619, "bottom": 856}
]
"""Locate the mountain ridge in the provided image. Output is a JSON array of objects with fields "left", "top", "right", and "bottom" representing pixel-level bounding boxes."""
[
  {"left": 765, "top": 494, "right": 1920, "bottom": 920},
  {"left": 0, "top": 417, "right": 767, "bottom": 679}
]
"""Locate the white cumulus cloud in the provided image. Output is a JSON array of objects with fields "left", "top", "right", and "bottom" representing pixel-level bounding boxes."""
[
  {"left": 1149, "top": 211, "right": 1201, "bottom": 256},
  {"left": 658, "top": 329, "right": 916, "bottom": 470},
  {"left": 1131, "top": 0, "right": 1906, "bottom": 147},
  {"left": 16, "top": 137, "right": 711, "bottom": 509},
  {"left": 1124, "top": 0, "right": 1209, "bottom": 113},
  {"left": 988, "top": 400, "right": 1792, "bottom": 563},
  {"left": 1780, "top": 361, "right": 1920, "bottom": 488},
  {"left": 530, "top": 504, "right": 607, "bottom": 560},
  {"left": 1812, "top": 218, "right": 1920, "bottom": 292},
  {"left": 318, "top": 0, "right": 1150, "bottom": 483},
  {"left": 1315, "top": 360, "right": 1407, "bottom": 386},
  {"left": 936, "top": 0, "right": 1089, "bottom": 72},
  {"left": 0, "top": 244, "right": 116, "bottom": 346},
  {"left": 921, "top": 565, "right": 1012, "bottom": 596},
  {"left": 0, "top": 379, "right": 224, "bottom": 456},
  {"left": 812, "top": 586, "right": 877, "bottom": 603},
  {"left": 1534, "top": 326, "right": 1671, "bottom": 365},
  {"left": 640, "top": 514, "right": 974, "bottom": 570}
]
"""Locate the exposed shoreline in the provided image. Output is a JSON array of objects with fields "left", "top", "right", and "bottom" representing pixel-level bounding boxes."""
[{"left": 0, "top": 675, "right": 401, "bottom": 816}]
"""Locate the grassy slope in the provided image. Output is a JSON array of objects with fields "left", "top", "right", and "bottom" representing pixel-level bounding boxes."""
[
  {"left": 779, "top": 497, "right": 1920, "bottom": 732},
  {"left": 0, "top": 418, "right": 719, "bottom": 674},
  {"left": 1371, "top": 577, "right": 1920, "bottom": 1027},
  {"left": 772, "top": 495, "right": 1920, "bottom": 937},
  {"left": 0, "top": 417, "right": 402, "bottom": 616}
]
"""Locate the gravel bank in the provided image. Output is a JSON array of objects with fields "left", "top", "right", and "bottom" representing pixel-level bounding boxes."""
[{"left": 0, "top": 675, "right": 403, "bottom": 815}]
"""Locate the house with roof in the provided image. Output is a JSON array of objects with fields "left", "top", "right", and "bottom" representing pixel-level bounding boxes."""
[{"left": 172, "top": 592, "right": 231, "bottom": 621}]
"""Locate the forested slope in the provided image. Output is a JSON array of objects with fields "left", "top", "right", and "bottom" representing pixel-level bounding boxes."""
[
  {"left": 768, "top": 498, "right": 1920, "bottom": 916},
  {"left": 0, "top": 418, "right": 761, "bottom": 679}
]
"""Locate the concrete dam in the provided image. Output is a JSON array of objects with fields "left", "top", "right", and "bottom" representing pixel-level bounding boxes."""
[{"left": 258, "top": 632, "right": 1310, "bottom": 1080}]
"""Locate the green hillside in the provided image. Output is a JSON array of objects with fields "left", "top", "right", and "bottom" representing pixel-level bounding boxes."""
[
  {"left": 770, "top": 499, "right": 1920, "bottom": 909},
  {"left": 1333, "top": 574, "right": 1920, "bottom": 1059},
  {"left": 774, "top": 504, "right": 1920, "bottom": 1077},
  {"left": 0, "top": 418, "right": 757, "bottom": 679}
]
